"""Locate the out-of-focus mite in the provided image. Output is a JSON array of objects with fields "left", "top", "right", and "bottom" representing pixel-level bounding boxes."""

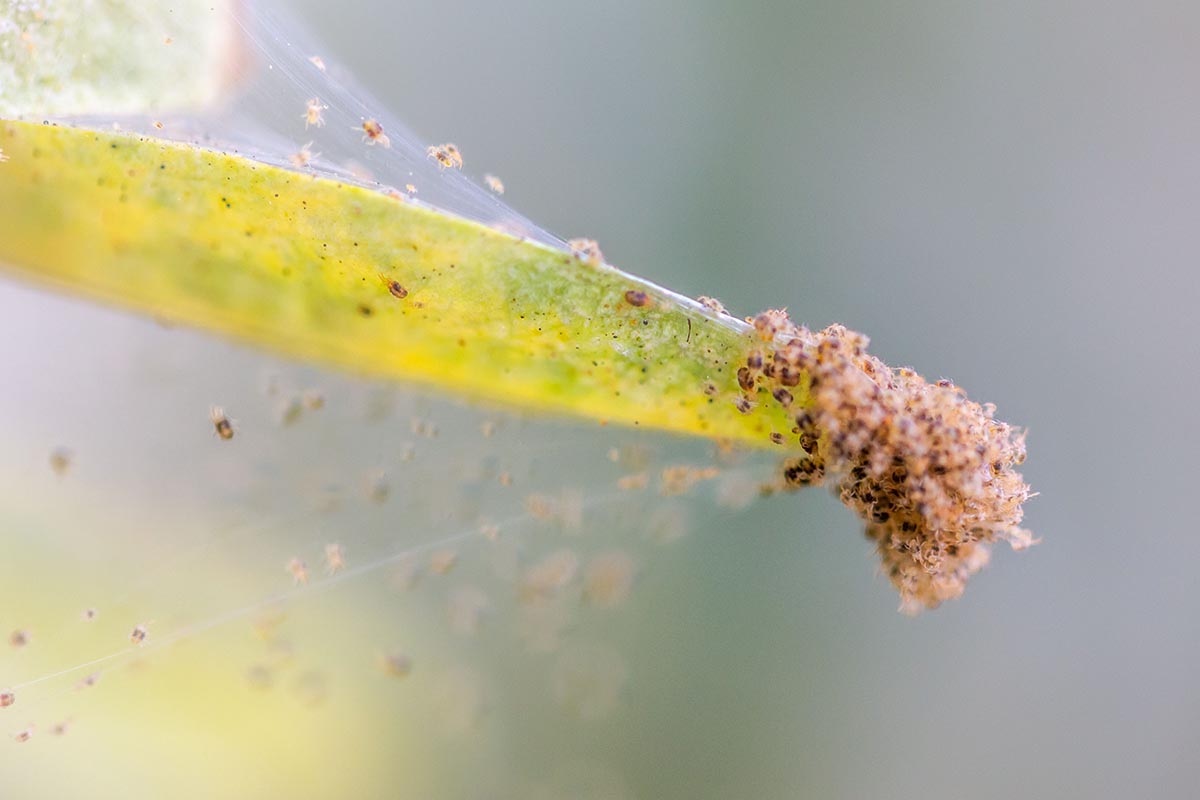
[
  {"left": 286, "top": 558, "right": 309, "bottom": 585},
  {"left": 429, "top": 550, "right": 459, "bottom": 576},
  {"left": 484, "top": 174, "right": 505, "bottom": 194},
  {"left": 380, "top": 651, "right": 412, "bottom": 678},
  {"left": 49, "top": 447, "right": 72, "bottom": 476},
  {"left": 567, "top": 238, "right": 604, "bottom": 266},
  {"left": 324, "top": 543, "right": 345, "bottom": 575},
  {"left": 288, "top": 142, "right": 318, "bottom": 168}
]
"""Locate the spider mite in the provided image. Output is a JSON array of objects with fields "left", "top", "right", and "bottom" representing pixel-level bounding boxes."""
[
  {"left": 49, "top": 447, "right": 72, "bottom": 476},
  {"left": 623, "top": 290, "right": 650, "bottom": 308},
  {"left": 426, "top": 143, "right": 462, "bottom": 169},
  {"left": 324, "top": 543, "right": 345, "bottom": 575},
  {"left": 362, "top": 119, "right": 391, "bottom": 148},
  {"left": 484, "top": 174, "right": 505, "bottom": 194},
  {"left": 289, "top": 142, "right": 319, "bottom": 168},
  {"left": 211, "top": 407, "right": 234, "bottom": 440},
  {"left": 286, "top": 557, "right": 309, "bottom": 585},
  {"left": 130, "top": 623, "right": 149, "bottom": 645},
  {"left": 303, "top": 97, "right": 328, "bottom": 129},
  {"left": 378, "top": 273, "right": 408, "bottom": 299},
  {"left": 566, "top": 238, "right": 604, "bottom": 266}
]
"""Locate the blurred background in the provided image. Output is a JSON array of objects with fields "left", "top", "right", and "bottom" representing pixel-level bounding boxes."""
[{"left": 3, "top": 0, "right": 1199, "bottom": 797}]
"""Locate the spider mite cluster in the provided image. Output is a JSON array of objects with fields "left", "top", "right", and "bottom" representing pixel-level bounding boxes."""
[
  {"left": 739, "top": 309, "right": 1034, "bottom": 612},
  {"left": 426, "top": 143, "right": 462, "bottom": 169}
]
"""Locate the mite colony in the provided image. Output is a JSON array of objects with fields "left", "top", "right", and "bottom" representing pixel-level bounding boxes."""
[
  {"left": 426, "top": 143, "right": 462, "bottom": 169},
  {"left": 742, "top": 310, "right": 1034, "bottom": 612},
  {"left": 567, "top": 238, "right": 604, "bottom": 266}
]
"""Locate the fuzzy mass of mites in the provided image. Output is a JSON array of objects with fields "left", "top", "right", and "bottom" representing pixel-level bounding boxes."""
[{"left": 746, "top": 309, "right": 1035, "bottom": 613}]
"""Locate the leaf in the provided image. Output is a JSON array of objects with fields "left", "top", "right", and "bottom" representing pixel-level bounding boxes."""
[
  {"left": 0, "top": 120, "right": 791, "bottom": 447},
  {"left": 0, "top": 0, "right": 233, "bottom": 117}
]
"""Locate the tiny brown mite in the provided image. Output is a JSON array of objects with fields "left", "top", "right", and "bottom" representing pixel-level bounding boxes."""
[
  {"left": 210, "top": 407, "right": 234, "bottom": 440},
  {"left": 379, "top": 273, "right": 408, "bottom": 299},
  {"left": 737, "top": 366, "right": 755, "bottom": 392},
  {"left": 624, "top": 290, "right": 649, "bottom": 308}
]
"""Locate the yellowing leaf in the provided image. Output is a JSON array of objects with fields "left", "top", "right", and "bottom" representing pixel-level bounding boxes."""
[{"left": 0, "top": 120, "right": 791, "bottom": 446}]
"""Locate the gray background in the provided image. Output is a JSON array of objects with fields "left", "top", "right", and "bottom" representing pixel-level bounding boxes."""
[{"left": 286, "top": 0, "right": 1200, "bottom": 797}]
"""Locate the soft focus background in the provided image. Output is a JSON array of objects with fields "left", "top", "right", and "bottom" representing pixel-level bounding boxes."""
[
  {"left": 2, "top": 1, "right": 1198, "bottom": 798},
  {"left": 290, "top": 0, "right": 1196, "bottom": 795}
]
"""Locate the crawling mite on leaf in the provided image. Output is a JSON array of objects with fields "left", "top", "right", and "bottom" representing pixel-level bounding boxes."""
[
  {"left": 623, "top": 290, "right": 650, "bottom": 308},
  {"left": 379, "top": 273, "right": 408, "bottom": 299}
]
